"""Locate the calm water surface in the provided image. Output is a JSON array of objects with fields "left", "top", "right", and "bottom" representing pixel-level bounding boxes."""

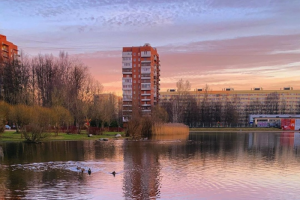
[{"left": 1, "top": 132, "right": 300, "bottom": 199}]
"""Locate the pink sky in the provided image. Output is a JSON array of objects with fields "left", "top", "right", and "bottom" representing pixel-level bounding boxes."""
[
  {"left": 1, "top": 0, "right": 300, "bottom": 94},
  {"left": 79, "top": 34, "right": 300, "bottom": 94}
]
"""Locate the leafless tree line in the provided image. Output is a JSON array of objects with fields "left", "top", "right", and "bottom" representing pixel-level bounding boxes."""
[
  {"left": 160, "top": 80, "right": 300, "bottom": 127},
  {"left": 0, "top": 52, "right": 120, "bottom": 131}
]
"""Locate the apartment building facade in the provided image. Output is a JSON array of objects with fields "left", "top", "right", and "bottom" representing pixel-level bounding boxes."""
[
  {"left": 122, "top": 43, "right": 160, "bottom": 124},
  {"left": 160, "top": 87, "right": 300, "bottom": 125}
]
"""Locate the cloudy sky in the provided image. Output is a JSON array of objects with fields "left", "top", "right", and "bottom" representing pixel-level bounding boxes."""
[{"left": 1, "top": 0, "right": 300, "bottom": 94}]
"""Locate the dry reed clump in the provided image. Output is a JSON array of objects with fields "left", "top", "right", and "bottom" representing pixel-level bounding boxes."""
[
  {"left": 152, "top": 123, "right": 189, "bottom": 135},
  {"left": 126, "top": 116, "right": 153, "bottom": 139}
]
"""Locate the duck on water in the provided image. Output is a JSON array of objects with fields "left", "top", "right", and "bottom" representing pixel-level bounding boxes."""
[{"left": 77, "top": 166, "right": 91, "bottom": 175}]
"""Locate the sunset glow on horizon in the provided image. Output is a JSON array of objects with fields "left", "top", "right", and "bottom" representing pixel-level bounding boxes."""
[{"left": 1, "top": 0, "right": 300, "bottom": 94}]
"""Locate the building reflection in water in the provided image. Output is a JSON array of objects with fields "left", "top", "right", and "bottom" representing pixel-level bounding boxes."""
[
  {"left": 123, "top": 141, "right": 162, "bottom": 199},
  {"left": 248, "top": 132, "right": 300, "bottom": 149},
  {"left": 247, "top": 132, "right": 300, "bottom": 149}
]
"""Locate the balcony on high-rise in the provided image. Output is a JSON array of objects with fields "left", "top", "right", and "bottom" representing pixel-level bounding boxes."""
[
  {"left": 141, "top": 58, "right": 151, "bottom": 63},
  {"left": 122, "top": 52, "right": 132, "bottom": 57},
  {"left": 141, "top": 83, "right": 151, "bottom": 90},
  {"left": 141, "top": 51, "right": 151, "bottom": 57},
  {"left": 122, "top": 68, "right": 132, "bottom": 74},
  {"left": 141, "top": 74, "right": 151, "bottom": 79},
  {"left": 142, "top": 97, "right": 151, "bottom": 101},
  {"left": 141, "top": 67, "right": 151, "bottom": 74},
  {"left": 122, "top": 62, "right": 132, "bottom": 68}
]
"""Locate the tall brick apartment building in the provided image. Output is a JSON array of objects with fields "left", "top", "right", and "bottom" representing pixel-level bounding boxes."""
[
  {"left": 122, "top": 43, "right": 160, "bottom": 124},
  {"left": 0, "top": 34, "right": 18, "bottom": 63},
  {"left": 0, "top": 34, "right": 18, "bottom": 99}
]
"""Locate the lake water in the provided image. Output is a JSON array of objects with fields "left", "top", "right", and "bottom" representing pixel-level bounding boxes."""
[{"left": 1, "top": 132, "right": 300, "bottom": 199}]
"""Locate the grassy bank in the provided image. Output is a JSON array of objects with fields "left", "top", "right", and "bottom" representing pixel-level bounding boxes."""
[
  {"left": 0, "top": 130, "right": 125, "bottom": 142},
  {"left": 190, "top": 127, "right": 285, "bottom": 132}
]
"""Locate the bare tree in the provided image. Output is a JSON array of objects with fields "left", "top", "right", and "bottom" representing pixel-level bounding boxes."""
[
  {"left": 200, "top": 84, "right": 211, "bottom": 126},
  {"left": 98, "top": 93, "right": 117, "bottom": 128},
  {"left": 264, "top": 92, "right": 279, "bottom": 114},
  {"left": 2, "top": 53, "right": 31, "bottom": 105},
  {"left": 183, "top": 95, "right": 199, "bottom": 127},
  {"left": 280, "top": 99, "right": 287, "bottom": 114},
  {"left": 171, "top": 79, "right": 191, "bottom": 123}
]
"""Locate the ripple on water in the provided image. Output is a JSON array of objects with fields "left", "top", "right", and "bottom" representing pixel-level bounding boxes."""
[
  {"left": 2, "top": 133, "right": 300, "bottom": 200},
  {"left": 8, "top": 161, "right": 107, "bottom": 173}
]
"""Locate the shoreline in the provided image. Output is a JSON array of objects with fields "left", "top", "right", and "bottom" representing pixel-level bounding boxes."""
[
  {"left": 190, "top": 130, "right": 299, "bottom": 133},
  {"left": 0, "top": 131, "right": 125, "bottom": 143},
  {"left": 1, "top": 128, "right": 298, "bottom": 143},
  {"left": 190, "top": 127, "right": 290, "bottom": 132}
]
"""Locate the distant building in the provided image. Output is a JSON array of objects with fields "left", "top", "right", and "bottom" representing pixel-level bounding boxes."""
[
  {"left": 160, "top": 87, "right": 300, "bottom": 125},
  {"left": 122, "top": 43, "right": 161, "bottom": 125}
]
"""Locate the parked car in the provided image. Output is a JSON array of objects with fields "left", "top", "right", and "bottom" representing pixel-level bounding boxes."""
[{"left": 5, "top": 125, "right": 11, "bottom": 130}]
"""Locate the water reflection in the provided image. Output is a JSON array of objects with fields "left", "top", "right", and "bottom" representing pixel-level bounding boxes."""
[
  {"left": 150, "top": 132, "right": 189, "bottom": 141},
  {"left": 0, "top": 146, "right": 3, "bottom": 160},
  {"left": 123, "top": 142, "right": 162, "bottom": 199},
  {"left": 0, "top": 132, "right": 300, "bottom": 199}
]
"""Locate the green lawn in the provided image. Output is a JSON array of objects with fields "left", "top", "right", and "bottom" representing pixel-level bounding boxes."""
[
  {"left": 0, "top": 130, "right": 125, "bottom": 142},
  {"left": 190, "top": 127, "right": 283, "bottom": 132}
]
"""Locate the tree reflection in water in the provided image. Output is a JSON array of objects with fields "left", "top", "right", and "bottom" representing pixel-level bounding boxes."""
[{"left": 0, "top": 132, "right": 299, "bottom": 199}]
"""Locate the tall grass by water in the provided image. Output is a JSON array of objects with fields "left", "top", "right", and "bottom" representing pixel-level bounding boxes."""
[{"left": 153, "top": 123, "right": 189, "bottom": 135}]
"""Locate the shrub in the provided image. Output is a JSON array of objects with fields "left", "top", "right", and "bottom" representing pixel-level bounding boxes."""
[{"left": 22, "top": 124, "right": 49, "bottom": 143}]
